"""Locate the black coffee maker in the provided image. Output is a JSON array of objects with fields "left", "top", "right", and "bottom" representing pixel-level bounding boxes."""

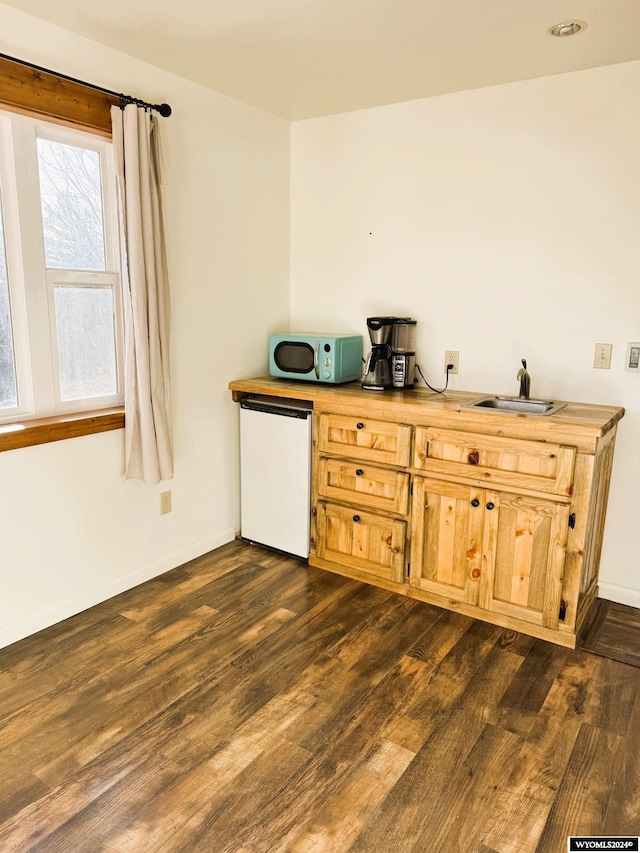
[
  {"left": 363, "top": 317, "right": 417, "bottom": 390},
  {"left": 362, "top": 317, "right": 395, "bottom": 390}
]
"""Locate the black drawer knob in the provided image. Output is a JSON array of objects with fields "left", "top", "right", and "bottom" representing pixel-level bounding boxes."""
[
  {"left": 355, "top": 469, "right": 364, "bottom": 476},
  {"left": 486, "top": 502, "right": 495, "bottom": 511},
  {"left": 471, "top": 499, "right": 480, "bottom": 507},
  {"left": 356, "top": 422, "right": 364, "bottom": 429},
  {"left": 353, "top": 515, "right": 360, "bottom": 522}
]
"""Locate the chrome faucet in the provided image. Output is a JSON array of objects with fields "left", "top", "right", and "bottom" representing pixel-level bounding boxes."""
[{"left": 517, "top": 359, "right": 531, "bottom": 399}]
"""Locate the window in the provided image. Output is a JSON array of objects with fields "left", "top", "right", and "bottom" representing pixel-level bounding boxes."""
[{"left": 0, "top": 110, "right": 122, "bottom": 424}]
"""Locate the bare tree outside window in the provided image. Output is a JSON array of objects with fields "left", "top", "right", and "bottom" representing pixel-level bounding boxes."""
[
  {"left": 0, "top": 189, "right": 18, "bottom": 409},
  {"left": 54, "top": 284, "right": 117, "bottom": 400},
  {"left": 36, "top": 138, "right": 118, "bottom": 402},
  {"left": 37, "top": 139, "right": 106, "bottom": 271}
]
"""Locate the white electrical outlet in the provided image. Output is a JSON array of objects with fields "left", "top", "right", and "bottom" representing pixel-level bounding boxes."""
[
  {"left": 444, "top": 350, "right": 459, "bottom": 375},
  {"left": 593, "top": 343, "right": 612, "bottom": 370},
  {"left": 160, "top": 490, "right": 172, "bottom": 515}
]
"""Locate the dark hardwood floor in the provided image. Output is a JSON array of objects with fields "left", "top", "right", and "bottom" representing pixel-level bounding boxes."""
[
  {"left": 580, "top": 599, "right": 640, "bottom": 668},
  {"left": 1, "top": 540, "right": 638, "bottom": 852}
]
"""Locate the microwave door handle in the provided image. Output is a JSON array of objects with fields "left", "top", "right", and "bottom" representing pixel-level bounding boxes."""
[{"left": 314, "top": 340, "right": 320, "bottom": 378}]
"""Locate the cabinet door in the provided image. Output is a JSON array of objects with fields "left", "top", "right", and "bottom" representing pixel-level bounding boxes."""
[
  {"left": 317, "top": 413, "right": 412, "bottom": 467},
  {"left": 317, "top": 457, "right": 410, "bottom": 515},
  {"left": 480, "top": 490, "right": 570, "bottom": 629},
  {"left": 410, "top": 477, "right": 485, "bottom": 605},
  {"left": 316, "top": 501, "right": 406, "bottom": 582}
]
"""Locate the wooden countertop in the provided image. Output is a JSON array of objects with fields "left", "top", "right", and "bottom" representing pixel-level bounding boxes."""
[{"left": 229, "top": 376, "right": 624, "bottom": 453}]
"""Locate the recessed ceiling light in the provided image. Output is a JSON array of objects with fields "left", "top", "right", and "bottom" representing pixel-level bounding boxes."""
[{"left": 549, "top": 20, "right": 587, "bottom": 37}]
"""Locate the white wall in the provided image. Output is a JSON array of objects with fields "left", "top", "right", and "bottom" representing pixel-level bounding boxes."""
[
  {"left": 291, "top": 62, "right": 640, "bottom": 606},
  {"left": 0, "top": 4, "right": 290, "bottom": 648}
]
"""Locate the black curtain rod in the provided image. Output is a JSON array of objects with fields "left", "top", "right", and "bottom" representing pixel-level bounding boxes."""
[{"left": 0, "top": 51, "right": 172, "bottom": 117}]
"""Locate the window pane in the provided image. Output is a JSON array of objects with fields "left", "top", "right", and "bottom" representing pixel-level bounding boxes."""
[
  {"left": 0, "top": 189, "right": 18, "bottom": 409},
  {"left": 37, "top": 139, "right": 106, "bottom": 271},
  {"left": 54, "top": 284, "right": 117, "bottom": 401}
]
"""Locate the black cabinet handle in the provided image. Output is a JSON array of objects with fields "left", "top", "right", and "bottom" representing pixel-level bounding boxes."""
[
  {"left": 353, "top": 515, "right": 360, "bottom": 522},
  {"left": 356, "top": 422, "right": 364, "bottom": 429},
  {"left": 486, "top": 502, "right": 495, "bottom": 511},
  {"left": 471, "top": 499, "right": 480, "bottom": 507},
  {"left": 355, "top": 469, "right": 364, "bottom": 476}
]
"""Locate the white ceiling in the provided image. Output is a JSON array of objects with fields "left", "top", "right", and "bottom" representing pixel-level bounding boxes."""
[{"left": 4, "top": 0, "right": 640, "bottom": 119}]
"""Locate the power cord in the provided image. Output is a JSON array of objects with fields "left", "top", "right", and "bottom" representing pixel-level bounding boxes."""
[{"left": 416, "top": 363, "right": 453, "bottom": 394}]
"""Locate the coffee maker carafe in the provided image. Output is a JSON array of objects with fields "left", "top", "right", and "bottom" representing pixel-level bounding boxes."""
[{"left": 362, "top": 317, "right": 395, "bottom": 390}]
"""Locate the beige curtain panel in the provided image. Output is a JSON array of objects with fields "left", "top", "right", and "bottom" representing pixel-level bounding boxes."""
[{"left": 111, "top": 104, "right": 174, "bottom": 484}]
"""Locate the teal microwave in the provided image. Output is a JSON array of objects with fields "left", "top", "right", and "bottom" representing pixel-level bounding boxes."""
[{"left": 269, "top": 333, "right": 363, "bottom": 383}]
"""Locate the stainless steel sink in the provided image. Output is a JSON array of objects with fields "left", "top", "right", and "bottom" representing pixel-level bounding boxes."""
[{"left": 465, "top": 396, "right": 567, "bottom": 416}]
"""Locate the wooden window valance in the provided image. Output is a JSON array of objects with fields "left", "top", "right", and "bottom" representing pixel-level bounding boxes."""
[{"left": 0, "top": 55, "right": 118, "bottom": 135}]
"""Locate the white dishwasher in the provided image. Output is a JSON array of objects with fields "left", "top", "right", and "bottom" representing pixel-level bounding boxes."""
[{"left": 239, "top": 395, "right": 313, "bottom": 558}]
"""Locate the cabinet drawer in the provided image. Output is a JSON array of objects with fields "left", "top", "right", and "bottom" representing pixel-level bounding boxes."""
[
  {"left": 414, "top": 427, "right": 575, "bottom": 497},
  {"left": 318, "top": 413, "right": 412, "bottom": 467},
  {"left": 317, "top": 457, "right": 410, "bottom": 514},
  {"left": 316, "top": 501, "right": 406, "bottom": 582}
]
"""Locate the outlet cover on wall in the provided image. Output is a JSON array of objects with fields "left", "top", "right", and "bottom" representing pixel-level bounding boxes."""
[
  {"left": 444, "top": 350, "right": 459, "bottom": 374},
  {"left": 160, "top": 491, "right": 172, "bottom": 515}
]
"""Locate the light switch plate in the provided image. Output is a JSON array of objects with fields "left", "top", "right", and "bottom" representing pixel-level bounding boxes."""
[{"left": 593, "top": 343, "right": 612, "bottom": 370}]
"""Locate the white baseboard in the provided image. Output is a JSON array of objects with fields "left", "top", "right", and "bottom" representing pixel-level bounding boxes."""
[
  {"left": 598, "top": 581, "right": 640, "bottom": 609},
  {"left": 0, "top": 527, "right": 236, "bottom": 651}
]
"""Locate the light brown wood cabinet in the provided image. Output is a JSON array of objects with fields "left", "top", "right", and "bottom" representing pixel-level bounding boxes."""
[
  {"left": 317, "top": 412, "right": 412, "bottom": 467},
  {"left": 413, "top": 426, "right": 576, "bottom": 496},
  {"left": 316, "top": 502, "right": 407, "bottom": 582},
  {"left": 317, "top": 457, "right": 410, "bottom": 515},
  {"left": 410, "top": 477, "right": 570, "bottom": 630},
  {"left": 230, "top": 377, "right": 624, "bottom": 648}
]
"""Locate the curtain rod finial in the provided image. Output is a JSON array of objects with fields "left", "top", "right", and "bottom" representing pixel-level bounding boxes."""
[{"left": 158, "top": 103, "right": 172, "bottom": 117}]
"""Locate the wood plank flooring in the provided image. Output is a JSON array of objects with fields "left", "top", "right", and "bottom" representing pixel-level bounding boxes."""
[
  {"left": 580, "top": 599, "right": 640, "bottom": 668},
  {"left": 1, "top": 540, "right": 639, "bottom": 852}
]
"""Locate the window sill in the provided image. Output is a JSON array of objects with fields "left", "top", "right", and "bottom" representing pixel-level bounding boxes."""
[{"left": 0, "top": 407, "right": 125, "bottom": 453}]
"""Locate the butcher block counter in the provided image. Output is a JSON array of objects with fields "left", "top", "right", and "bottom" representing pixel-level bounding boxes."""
[{"left": 229, "top": 376, "right": 624, "bottom": 647}]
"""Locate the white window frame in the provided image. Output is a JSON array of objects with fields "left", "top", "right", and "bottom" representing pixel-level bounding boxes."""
[{"left": 0, "top": 109, "right": 123, "bottom": 425}]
